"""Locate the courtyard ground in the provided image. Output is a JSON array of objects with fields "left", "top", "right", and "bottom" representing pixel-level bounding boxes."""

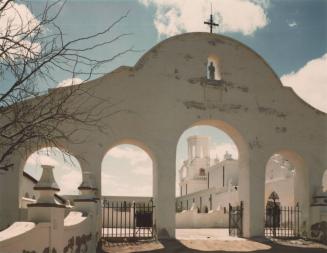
[{"left": 99, "top": 229, "right": 327, "bottom": 253}]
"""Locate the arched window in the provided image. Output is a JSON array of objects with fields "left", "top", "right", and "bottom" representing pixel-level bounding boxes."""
[
  {"left": 199, "top": 168, "right": 205, "bottom": 176},
  {"left": 207, "top": 55, "right": 221, "bottom": 80}
]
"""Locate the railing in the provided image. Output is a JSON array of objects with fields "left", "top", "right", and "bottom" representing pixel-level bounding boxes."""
[
  {"left": 102, "top": 200, "right": 155, "bottom": 242},
  {"left": 265, "top": 203, "right": 300, "bottom": 239}
]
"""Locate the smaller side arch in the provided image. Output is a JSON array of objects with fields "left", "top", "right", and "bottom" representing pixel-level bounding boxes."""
[
  {"left": 267, "top": 149, "right": 310, "bottom": 233},
  {"left": 19, "top": 146, "right": 83, "bottom": 201},
  {"left": 100, "top": 138, "right": 158, "bottom": 197},
  {"left": 100, "top": 138, "right": 158, "bottom": 168}
]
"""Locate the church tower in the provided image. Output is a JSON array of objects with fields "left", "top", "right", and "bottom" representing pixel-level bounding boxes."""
[{"left": 179, "top": 136, "right": 211, "bottom": 196}]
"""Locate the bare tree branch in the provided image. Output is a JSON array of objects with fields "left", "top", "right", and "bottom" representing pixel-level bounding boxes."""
[{"left": 0, "top": 0, "right": 133, "bottom": 171}]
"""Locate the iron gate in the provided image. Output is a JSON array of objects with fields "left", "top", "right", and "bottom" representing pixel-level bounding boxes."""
[
  {"left": 228, "top": 201, "right": 243, "bottom": 237},
  {"left": 265, "top": 203, "right": 300, "bottom": 238},
  {"left": 102, "top": 200, "right": 155, "bottom": 242}
]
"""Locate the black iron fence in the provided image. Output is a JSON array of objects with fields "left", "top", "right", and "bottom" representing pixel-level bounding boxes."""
[
  {"left": 102, "top": 200, "right": 155, "bottom": 242},
  {"left": 265, "top": 203, "right": 300, "bottom": 238},
  {"left": 228, "top": 201, "right": 243, "bottom": 237}
]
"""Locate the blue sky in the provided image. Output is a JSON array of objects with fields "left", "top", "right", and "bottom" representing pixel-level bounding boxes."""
[
  {"left": 18, "top": 0, "right": 326, "bottom": 85},
  {"left": 32, "top": 0, "right": 327, "bottom": 76},
  {"left": 11, "top": 0, "right": 326, "bottom": 196},
  {"left": 15, "top": 0, "right": 324, "bottom": 111}
]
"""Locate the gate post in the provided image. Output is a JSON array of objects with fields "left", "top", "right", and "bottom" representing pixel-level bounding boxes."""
[
  {"left": 133, "top": 202, "right": 136, "bottom": 238},
  {"left": 228, "top": 203, "right": 231, "bottom": 235}
]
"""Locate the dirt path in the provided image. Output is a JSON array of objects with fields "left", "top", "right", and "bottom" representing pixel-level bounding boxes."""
[{"left": 99, "top": 239, "right": 327, "bottom": 253}]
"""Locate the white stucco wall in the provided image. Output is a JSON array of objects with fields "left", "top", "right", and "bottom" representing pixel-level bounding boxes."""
[
  {"left": 208, "top": 159, "right": 239, "bottom": 189},
  {"left": 0, "top": 222, "right": 50, "bottom": 253},
  {"left": 20, "top": 175, "right": 37, "bottom": 204},
  {"left": 0, "top": 204, "right": 98, "bottom": 253},
  {"left": 176, "top": 209, "right": 228, "bottom": 228},
  {"left": 1, "top": 32, "right": 326, "bottom": 239},
  {"left": 265, "top": 177, "right": 295, "bottom": 207},
  {"left": 176, "top": 187, "right": 239, "bottom": 213}
]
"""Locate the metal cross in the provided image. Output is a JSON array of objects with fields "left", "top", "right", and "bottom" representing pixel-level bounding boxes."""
[{"left": 204, "top": 4, "right": 219, "bottom": 33}]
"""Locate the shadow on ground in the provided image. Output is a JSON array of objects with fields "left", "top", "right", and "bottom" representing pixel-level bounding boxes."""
[{"left": 98, "top": 238, "right": 327, "bottom": 253}]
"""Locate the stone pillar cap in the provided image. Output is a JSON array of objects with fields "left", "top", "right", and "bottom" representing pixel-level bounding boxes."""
[
  {"left": 34, "top": 164, "right": 60, "bottom": 191},
  {"left": 78, "top": 171, "right": 97, "bottom": 190}
]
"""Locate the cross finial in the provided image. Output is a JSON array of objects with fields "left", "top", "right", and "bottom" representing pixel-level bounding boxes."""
[{"left": 204, "top": 3, "right": 219, "bottom": 33}]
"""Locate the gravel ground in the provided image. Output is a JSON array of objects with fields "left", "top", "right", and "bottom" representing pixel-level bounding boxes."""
[{"left": 99, "top": 238, "right": 327, "bottom": 253}]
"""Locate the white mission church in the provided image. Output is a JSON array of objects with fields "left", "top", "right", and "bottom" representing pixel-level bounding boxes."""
[{"left": 175, "top": 135, "right": 298, "bottom": 225}]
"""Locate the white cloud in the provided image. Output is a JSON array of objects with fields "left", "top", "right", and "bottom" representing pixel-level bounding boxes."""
[
  {"left": 288, "top": 21, "right": 297, "bottom": 28},
  {"left": 57, "top": 78, "right": 83, "bottom": 88},
  {"left": 131, "top": 184, "right": 152, "bottom": 196},
  {"left": 101, "top": 145, "right": 153, "bottom": 196},
  {"left": 57, "top": 169, "right": 82, "bottom": 195},
  {"left": 108, "top": 145, "right": 151, "bottom": 166},
  {"left": 132, "top": 165, "right": 152, "bottom": 176},
  {"left": 101, "top": 170, "right": 152, "bottom": 196},
  {"left": 281, "top": 53, "right": 327, "bottom": 113},
  {"left": 139, "top": 0, "right": 269, "bottom": 37},
  {"left": 26, "top": 153, "right": 59, "bottom": 167},
  {"left": 251, "top": 0, "right": 270, "bottom": 9},
  {"left": 210, "top": 142, "right": 239, "bottom": 160},
  {"left": 0, "top": 2, "right": 41, "bottom": 59}
]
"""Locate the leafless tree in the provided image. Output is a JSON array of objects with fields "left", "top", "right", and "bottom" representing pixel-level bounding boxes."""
[{"left": 0, "top": 0, "right": 132, "bottom": 171}]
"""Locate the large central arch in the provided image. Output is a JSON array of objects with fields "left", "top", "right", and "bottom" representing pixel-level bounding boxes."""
[{"left": 175, "top": 119, "right": 251, "bottom": 235}]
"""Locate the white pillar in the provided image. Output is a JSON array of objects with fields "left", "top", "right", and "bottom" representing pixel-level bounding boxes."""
[
  {"left": 239, "top": 150, "right": 266, "bottom": 237},
  {"left": 74, "top": 170, "right": 99, "bottom": 251},
  {"left": 153, "top": 149, "right": 176, "bottom": 239},
  {"left": 27, "top": 164, "right": 65, "bottom": 252}
]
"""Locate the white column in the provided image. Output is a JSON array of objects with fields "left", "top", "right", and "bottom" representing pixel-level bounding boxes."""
[
  {"left": 74, "top": 170, "right": 99, "bottom": 251},
  {"left": 153, "top": 148, "right": 176, "bottom": 239},
  {"left": 28, "top": 164, "right": 65, "bottom": 252},
  {"left": 78, "top": 158, "right": 102, "bottom": 247},
  {"left": 239, "top": 150, "right": 266, "bottom": 237}
]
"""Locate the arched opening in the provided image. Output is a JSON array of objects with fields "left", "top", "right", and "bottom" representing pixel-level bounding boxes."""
[
  {"left": 21, "top": 147, "right": 82, "bottom": 211},
  {"left": 101, "top": 144, "right": 153, "bottom": 197},
  {"left": 207, "top": 55, "right": 221, "bottom": 80},
  {"left": 265, "top": 154, "right": 296, "bottom": 207},
  {"left": 100, "top": 141, "right": 155, "bottom": 240},
  {"left": 175, "top": 121, "right": 247, "bottom": 236},
  {"left": 264, "top": 150, "right": 308, "bottom": 238}
]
